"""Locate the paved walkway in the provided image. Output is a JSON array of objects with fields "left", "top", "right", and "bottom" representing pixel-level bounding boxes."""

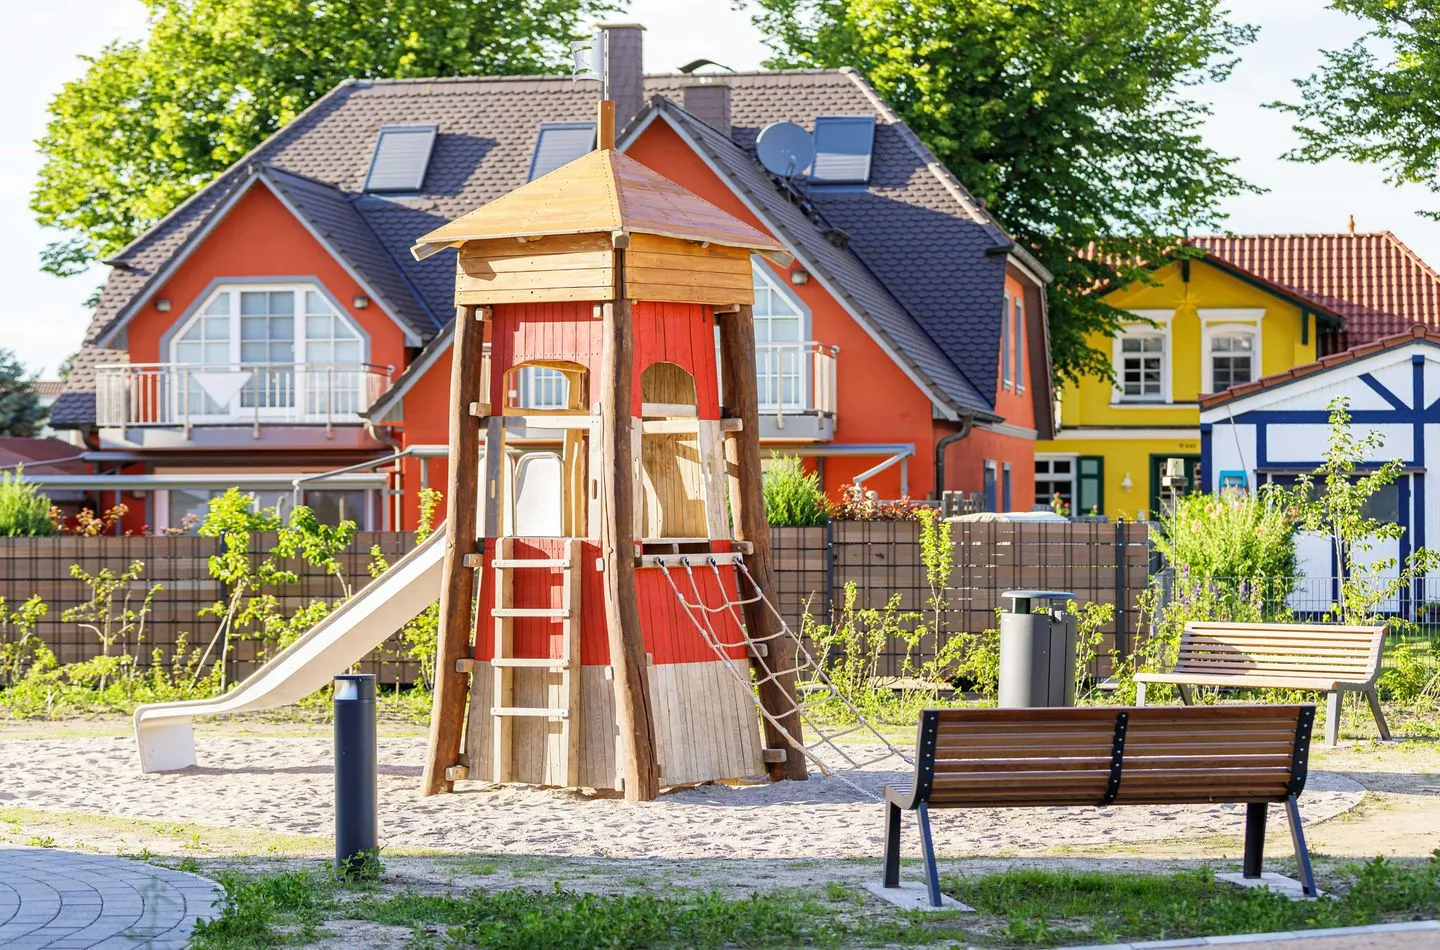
[{"left": 0, "top": 847, "right": 222, "bottom": 949}]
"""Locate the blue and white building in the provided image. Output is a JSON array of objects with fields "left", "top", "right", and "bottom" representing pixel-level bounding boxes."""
[{"left": 1199, "top": 326, "right": 1440, "bottom": 613}]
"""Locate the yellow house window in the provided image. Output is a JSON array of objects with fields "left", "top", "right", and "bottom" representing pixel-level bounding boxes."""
[
  {"left": 1117, "top": 334, "right": 1165, "bottom": 401},
  {"left": 1210, "top": 332, "right": 1255, "bottom": 391}
]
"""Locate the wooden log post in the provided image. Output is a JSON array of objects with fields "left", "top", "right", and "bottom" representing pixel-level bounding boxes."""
[
  {"left": 422, "top": 304, "right": 485, "bottom": 796},
  {"left": 718, "top": 303, "right": 809, "bottom": 782},
  {"left": 599, "top": 281, "right": 662, "bottom": 802}
]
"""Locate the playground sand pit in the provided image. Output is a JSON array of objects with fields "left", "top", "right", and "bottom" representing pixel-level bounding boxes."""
[{"left": 0, "top": 734, "right": 1365, "bottom": 858}]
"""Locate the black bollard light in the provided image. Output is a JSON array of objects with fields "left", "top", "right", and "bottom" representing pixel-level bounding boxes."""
[{"left": 334, "top": 673, "right": 378, "bottom": 875}]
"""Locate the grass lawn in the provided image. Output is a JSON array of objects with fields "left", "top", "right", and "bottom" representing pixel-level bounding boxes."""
[{"left": 184, "top": 852, "right": 1440, "bottom": 949}]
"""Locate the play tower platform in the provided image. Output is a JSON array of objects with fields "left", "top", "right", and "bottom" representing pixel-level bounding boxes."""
[{"left": 412, "top": 102, "right": 808, "bottom": 801}]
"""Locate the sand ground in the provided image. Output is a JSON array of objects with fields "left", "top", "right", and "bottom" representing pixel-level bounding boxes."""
[{"left": 0, "top": 716, "right": 1435, "bottom": 948}]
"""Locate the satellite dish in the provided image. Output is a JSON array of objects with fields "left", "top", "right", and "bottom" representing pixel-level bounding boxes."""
[{"left": 756, "top": 121, "right": 814, "bottom": 178}]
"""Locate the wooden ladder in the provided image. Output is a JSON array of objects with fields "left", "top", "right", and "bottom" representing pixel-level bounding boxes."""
[{"left": 489, "top": 537, "right": 582, "bottom": 786}]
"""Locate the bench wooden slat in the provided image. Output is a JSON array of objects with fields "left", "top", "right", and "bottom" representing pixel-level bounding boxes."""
[
  {"left": 1169, "top": 660, "right": 1372, "bottom": 675},
  {"left": 1186, "top": 639, "right": 1376, "bottom": 653},
  {"left": 1189, "top": 622, "right": 1383, "bottom": 636},
  {"left": 1135, "top": 672, "right": 1366, "bottom": 689}
]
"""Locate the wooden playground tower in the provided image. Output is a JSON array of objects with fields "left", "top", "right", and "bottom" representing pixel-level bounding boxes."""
[{"left": 411, "top": 103, "right": 809, "bottom": 802}]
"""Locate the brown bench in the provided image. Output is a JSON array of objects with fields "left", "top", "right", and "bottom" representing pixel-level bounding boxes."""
[
  {"left": 881, "top": 706, "right": 1317, "bottom": 907},
  {"left": 1135, "top": 622, "right": 1390, "bottom": 746}
]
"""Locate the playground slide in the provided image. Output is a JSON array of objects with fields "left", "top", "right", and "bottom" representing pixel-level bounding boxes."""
[{"left": 133, "top": 530, "right": 447, "bottom": 773}]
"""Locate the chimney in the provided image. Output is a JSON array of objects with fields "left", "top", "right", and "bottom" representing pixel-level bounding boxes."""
[
  {"left": 599, "top": 23, "right": 645, "bottom": 132},
  {"left": 683, "top": 83, "right": 731, "bottom": 138}
]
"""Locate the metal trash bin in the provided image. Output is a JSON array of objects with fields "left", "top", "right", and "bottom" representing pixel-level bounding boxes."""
[{"left": 998, "top": 590, "right": 1077, "bottom": 708}]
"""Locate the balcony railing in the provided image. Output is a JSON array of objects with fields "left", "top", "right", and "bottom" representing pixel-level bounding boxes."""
[
  {"left": 754, "top": 341, "right": 838, "bottom": 440},
  {"left": 96, "top": 362, "right": 393, "bottom": 434}
]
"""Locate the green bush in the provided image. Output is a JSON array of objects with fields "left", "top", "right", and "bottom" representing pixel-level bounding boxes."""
[
  {"left": 762, "top": 455, "right": 829, "bottom": 527},
  {"left": 0, "top": 470, "right": 55, "bottom": 537},
  {"left": 1153, "top": 488, "right": 1297, "bottom": 584}
]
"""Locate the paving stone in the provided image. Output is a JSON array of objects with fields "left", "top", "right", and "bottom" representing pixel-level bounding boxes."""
[{"left": 0, "top": 847, "right": 222, "bottom": 949}]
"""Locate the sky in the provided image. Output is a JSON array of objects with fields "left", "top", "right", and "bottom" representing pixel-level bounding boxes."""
[{"left": 1, "top": 0, "right": 1436, "bottom": 378}]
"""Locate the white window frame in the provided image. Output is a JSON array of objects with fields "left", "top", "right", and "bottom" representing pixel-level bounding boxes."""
[
  {"left": 1199, "top": 309, "right": 1265, "bottom": 395},
  {"left": 1013, "top": 295, "right": 1025, "bottom": 394},
  {"left": 168, "top": 282, "right": 368, "bottom": 420},
  {"left": 171, "top": 283, "right": 365, "bottom": 368},
  {"left": 750, "top": 258, "right": 812, "bottom": 412},
  {"left": 1000, "top": 292, "right": 1013, "bottom": 390},
  {"left": 1112, "top": 310, "right": 1173, "bottom": 405}
]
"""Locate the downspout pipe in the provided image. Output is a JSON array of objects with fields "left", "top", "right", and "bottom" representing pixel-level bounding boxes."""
[{"left": 933, "top": 413, "right": 976, "bottom": 499}]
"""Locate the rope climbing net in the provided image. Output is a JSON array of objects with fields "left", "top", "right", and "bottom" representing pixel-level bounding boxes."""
[{"left": 657, "top": 556, "right": 912, "bottom": 797}]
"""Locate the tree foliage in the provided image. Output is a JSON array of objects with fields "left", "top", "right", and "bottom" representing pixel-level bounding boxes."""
[
  {"left": 0, "top": 350, "right": 47, "bottom": 438},
  {"left": 32, "top": 0, "right": 615, "bottom": 277},
  {"left": 1272, "top": 2, "right": 1440, "bottom": 207},
  {"left": 746, "top": 0, "right": 1259, "bottom": 383}
]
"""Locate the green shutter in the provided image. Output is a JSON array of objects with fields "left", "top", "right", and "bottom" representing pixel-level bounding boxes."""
[{"left": 1076, "top": 456, "right": 1104, "bottom": 515}]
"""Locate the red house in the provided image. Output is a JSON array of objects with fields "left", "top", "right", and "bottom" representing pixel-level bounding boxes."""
[{"left": 48, "top": 25, "right": 1053, "bottom": 532}]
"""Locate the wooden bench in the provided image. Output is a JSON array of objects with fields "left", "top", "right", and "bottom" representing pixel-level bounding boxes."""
[
  {"left": 1134, "top": 622, "right": 1390, "bottom": 746},
  {"left": 881, "top": 706, "right": 1317, "bottom": 907}
]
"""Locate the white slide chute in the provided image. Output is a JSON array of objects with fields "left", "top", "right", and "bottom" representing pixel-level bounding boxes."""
[{"left": 134, "top": 530, "right": 446, "bottom": 773}]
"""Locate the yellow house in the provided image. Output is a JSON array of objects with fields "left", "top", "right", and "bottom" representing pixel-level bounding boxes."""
[{"left": 1035, "top": 250, "right": 1342, "bottom": 519}]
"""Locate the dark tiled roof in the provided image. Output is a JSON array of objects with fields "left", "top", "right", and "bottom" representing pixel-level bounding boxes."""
[
  {"left": 1199, "top": 324, "right": 1440, "bottom": 410},
  {"left": 262, "top": 166, "right": 441, "bottom": 336},
  {"left": 59, "top": 69, "right": 1027, "bottom": 427},
  {"left": 1188, "top": 233, "right": 1440, "bottom": 351}
]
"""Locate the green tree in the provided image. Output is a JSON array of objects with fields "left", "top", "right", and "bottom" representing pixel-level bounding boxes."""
[
  {"left": 1272, "top": 2, "right": 1440, "bottom": 206},
  {"left": 0, "top": 350, "right": 47, "bottom": 437},
  {"left": 32, "top": 0, "right": 615, "bottom": 277},
  {"left": 747, "top": 0, "right": 1259, "bottom": 383}
]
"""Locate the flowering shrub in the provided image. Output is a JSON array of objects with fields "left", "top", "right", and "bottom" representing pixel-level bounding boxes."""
[
  {"left": 829, "top": 484, "right": 930, "bottom": 521},
  {"left": 1153, "top": 488, "right": 1298, "bottom": 585}
]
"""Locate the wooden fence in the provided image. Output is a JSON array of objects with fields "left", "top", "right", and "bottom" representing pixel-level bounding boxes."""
[
  {"left": 0, "top": 520, "right": 1152, "bottom": 685},
  {"left": 771, "top": 520, "right": 1153, "bottom": 676}
]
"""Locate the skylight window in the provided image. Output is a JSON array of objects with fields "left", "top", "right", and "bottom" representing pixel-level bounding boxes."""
[
  {"left": 364, "top": 125, "right": 438, "bottom": 193},
  {"left": 528, "top": 122, "right": 597, "bottom": 181},
  {"left": 811, "top": 115, "right": 876, "bottom": 184}
]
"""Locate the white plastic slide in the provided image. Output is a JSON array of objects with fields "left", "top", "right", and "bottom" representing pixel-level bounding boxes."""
[{"left": 133, "top": 530, "right": 447, "bottom": 773}]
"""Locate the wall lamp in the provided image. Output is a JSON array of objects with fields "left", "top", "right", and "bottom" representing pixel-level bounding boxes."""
[
  {"left": 352, "top": 295, "right": 370, "bottom": 310},
  {"left": 790, "top": 270, "right": 810, "bottom": 285},
  {"left": 155, "top": 299, "right": 172, "bottom": 312},
  {"left": 1121, "top": 473, "right": 1134, "bottom": 493}
]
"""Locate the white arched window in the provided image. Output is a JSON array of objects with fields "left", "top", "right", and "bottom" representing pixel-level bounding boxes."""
[
  {"left": 170, "top": 284, "right": 366, "bottom": 417},
  {"left": 751, "top": 261, "right": 809, "bottom": 411}
]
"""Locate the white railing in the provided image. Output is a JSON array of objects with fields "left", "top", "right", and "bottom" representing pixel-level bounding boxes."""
[
  {"left": 95, "top": 362, "right": 393, "bottom": 433},
  {"left": 755, "top": 341, "right": 838, "bottom": 416}
]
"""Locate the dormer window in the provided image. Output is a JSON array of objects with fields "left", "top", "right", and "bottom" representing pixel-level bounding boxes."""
[
  {"left": 811, "top": 115, "right": 876, "bottom": 184},
  {"left": 364, "top": 125, "right": 438, "bottom": 193},
  {"left": 529, "top": 122, "right": 596, "bottom": 181}
]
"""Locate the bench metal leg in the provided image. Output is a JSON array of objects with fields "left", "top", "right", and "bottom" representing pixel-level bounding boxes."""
[
  {"left": 1365, "top": 687, "right": 1391, "bottom": 740},
  {"left": 1286, "top": 794, "right": 1318, "bottom": 898},
  {"left": 1324, "top": 691, "right": 1341, "bottom": 746},
  {"left": 883, "top": 802, "right": 902, "bottom": 888},
  {"left": 1135, "top": 681, "right": 1147, "bottom": 706},
  {"left": 916, "top": 802, "right": 942, "bottom": 907},
  {"left": 1178, "top": 684, "right": 1195, "bottom": 706},
  {"left": 1243, "top": 802, "right": 1267, "bottom": 879}
]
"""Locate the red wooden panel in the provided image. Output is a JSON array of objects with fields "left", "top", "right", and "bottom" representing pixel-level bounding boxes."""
[{"left": 630, "top": 301, "right": 721, "bottom": 419}]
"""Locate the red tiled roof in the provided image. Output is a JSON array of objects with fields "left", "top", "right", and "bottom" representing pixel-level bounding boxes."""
[
  {"left": 1187, "top": 233, "right": 1440, "bottom": 350},
  {"left": 1199, "top": 324, "right": 1440, "bottom": 410}
]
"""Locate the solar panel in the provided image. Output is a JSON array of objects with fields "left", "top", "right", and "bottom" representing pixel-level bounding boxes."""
[
  {"left": 528, "top": 122, "right": 597, "bottom": 181},
  {"left": 811, "top": 115, "right": 876, "bottom": 184},
  {"left": 363, "top": 125, "right": 438, "bottom": 193}
]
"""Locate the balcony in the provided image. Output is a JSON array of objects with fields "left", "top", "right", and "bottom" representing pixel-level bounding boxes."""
[
  {"left": 95, "top": 362, "right": 393, "bottom": 436},
  {"left": 754, "top": 341, "right": 838, "bottom": 441}
]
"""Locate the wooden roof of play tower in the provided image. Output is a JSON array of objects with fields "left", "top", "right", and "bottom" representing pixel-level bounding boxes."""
[{"left": 411, "top": 106, "right": 789, "bottom": 308}]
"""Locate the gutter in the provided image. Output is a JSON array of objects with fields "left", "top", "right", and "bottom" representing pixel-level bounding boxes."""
[{"left": 933, "top": 413, "right": 976, "bottom": 499}]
